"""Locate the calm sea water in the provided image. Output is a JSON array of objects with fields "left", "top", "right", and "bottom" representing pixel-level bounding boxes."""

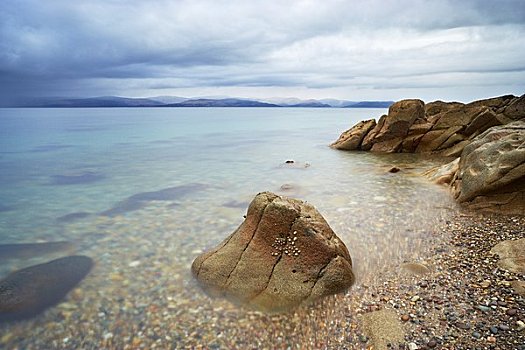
[{"left": 0, "top": 107, "right": 456, "bottom": 348}]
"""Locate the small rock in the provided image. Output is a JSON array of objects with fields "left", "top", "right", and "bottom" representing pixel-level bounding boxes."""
[
  {"left": 408, "top": 342, "right": 419, "bottom": 350},
  {"left": 487, "top": 336, "right": 496, "bottom": 343},
  {"left": 477, "top": 305, "right": 491, "bottom": 312},
  {"left": 490, "top": 326, "right": 499, "bottom": 334},
  {"left": 427, "top": 339, "right": 437, "bottom": 348},
  {"left": 411, "top": 295, "right": 420, "bottom": 302},
  {"left": 480, "top": 280, "right": 491, "bottom": 288},
  {"left": 359, "top": 335, "right": 368, "bottom": 343},
  {"left": 388, "top": 166, "right": 400, "bottom": 173},
  {"left": 472, "top": 331, "right": 481, "bottom": 339},
  {"left": 506, "top": 308, "right": 518, "bottom": 316},
  {"left": 285, "top": 160, "right": 295, "bottom": 164},
  {"left": 517, "top": 320, "right": 525, "bottom": 331},
  {"left": 401, "top": 315, "right": 410, "bottom": 322},
  {"left": 499, "top": 324, "right": 510, "bottom": 331}
]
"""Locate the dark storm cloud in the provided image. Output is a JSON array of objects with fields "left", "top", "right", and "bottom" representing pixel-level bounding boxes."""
[{"left": 1, "top": 0, "right": 524, "bottom": 103}]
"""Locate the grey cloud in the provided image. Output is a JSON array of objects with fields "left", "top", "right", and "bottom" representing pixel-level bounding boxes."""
[{"left": 1, "top": 0, "right": 524, "bottom": 104}]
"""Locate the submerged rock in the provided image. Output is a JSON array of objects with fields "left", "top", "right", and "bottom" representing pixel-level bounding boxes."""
[
  {"left": 100, "top": 183, "right": 207, "bottom": 216},
  {"left": 192, "top": 192, "right": 354, "bottom": 313},
  {"left": 0, "top": 255, "right": 93, "bottom": 322},
  {"left": 0, "top": 241, "right": 73, "bottom": 262}
]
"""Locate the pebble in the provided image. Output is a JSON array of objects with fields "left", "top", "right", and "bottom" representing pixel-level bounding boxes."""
[
  {"left": 427, "top": 339, "right": 437, "bottom": 348},
  {"left": 472, "top": 331, "right": 481, "bottom": 339},
  {"left": 411, "top": 295, "right": 420, "bottom": 302},
  {"left": 477, "top": 305, "right": 491, "bottom": 312},
  {"left": 480, "top": 280, "right": 491, "bottom": 288},
  {"left": 517, "top": 320, "right": 525, "bottom": 331},
  {"left": 401, "top": 315, "right": 410, "bottom": 322},
  {"left": 506, "top": 308, "right": 518, "bottom": 316},
  {"left": 487, "top": 336, "right": 496, "bottom": 343},
  {"left": 128, "top": 260, "right": 141, "bottom": 268},
  {"left": 358, "top": 335, "right": 368, "bottom": 343},
  {"left": 489, "top": 326, "right": 499, "bottom": 334},
  {"left": 408, "top": 342, "right": 419, "bottom": 350}
]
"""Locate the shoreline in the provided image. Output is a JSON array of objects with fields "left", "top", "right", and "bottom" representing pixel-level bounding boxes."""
[{"left": 353, "top": 210, "right": 525, "bottom": 350}]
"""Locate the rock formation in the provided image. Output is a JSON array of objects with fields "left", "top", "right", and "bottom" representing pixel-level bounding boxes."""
[
  {"left": 0, "top": 255, "right": 93, "bottom": 322},
  {"left": 192, "top": 192, "right": 354, "bottom": 313},
  {"left": 332, "top": 94, "right": 524, "bottom": 157}
]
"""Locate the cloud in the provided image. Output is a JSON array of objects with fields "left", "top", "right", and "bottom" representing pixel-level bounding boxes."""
[{"left": 1, "top": 0, "right": 524, "bottom": 103}]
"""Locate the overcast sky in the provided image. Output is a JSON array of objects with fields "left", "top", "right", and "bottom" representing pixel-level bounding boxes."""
[{"left": 1, "top": 0, "right": 524, "bottom": 104}]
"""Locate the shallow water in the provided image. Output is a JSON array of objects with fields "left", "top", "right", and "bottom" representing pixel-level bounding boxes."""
[{"left": 0, "top": 107, "right": 457, "bottom": 348}]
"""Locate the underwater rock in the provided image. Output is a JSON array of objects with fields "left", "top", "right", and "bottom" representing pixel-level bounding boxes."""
[
  {"left": 100, "top": 183, "right": 207, "bottom": 217},
  {"left": 192, "top": 192, "right": 354, "bottom": 313},
  {"left": 56, "top": 212, "right": 91, "bottom": 223},
  {"left": 0, "top": 255, "right": 93, "bottom": 322},
  {"left": 0, "top": 241, "right": 73, "bottom": 261}
]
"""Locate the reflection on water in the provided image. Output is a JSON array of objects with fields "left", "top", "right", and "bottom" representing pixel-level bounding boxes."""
[{"left": 0, "top": 107, "right": 456, "bottom": 348}]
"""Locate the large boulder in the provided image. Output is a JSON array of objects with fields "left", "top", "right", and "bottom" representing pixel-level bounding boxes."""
[
  {"left": 425, "top": 121, "right": 525, "bottom": 214},
  {"left": 192, "top": 192, "right": 354, "bottom": 313},
  {"left": 331, "top": 119, "right": 376, "bottom": 150}
]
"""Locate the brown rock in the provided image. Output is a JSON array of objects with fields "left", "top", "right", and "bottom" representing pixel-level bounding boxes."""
[
  {"left": 330, "top": 119, "right": 376, "bottom": 150},
  {"left": 456, "top": 121, "right": 525, "bottom": 204},
  {"left": 464, "top": 109, "right": 502, "bottom": 136},
  {"left": 423, "top": 158, "right": 460, "bottom": 186},
  {"left": 425, "top": 100, "right": 464, "bottom": 117},
  {"left": 361, "top": 115, "right": 387, "bottom": 151},
  {"left": 416, "top": 126, "right": 464, "bottom": 153},
  {"left": 510, "top": 281, "right": 525, "bottom": 296},
  {"left": 192, "top": 192, "right": 354, "bottom": 312},
  {"left": 363, "top": 309, "right": 405, "bottom": 350},
  {"left": 370, "top": 137, "right": 404, "bottom": 153},
  {"left": 503, "top": 94, "right": 525, "bottom": 120},
  {"left": 373, "top": 99, "right": 425, "bottom": 142},
  {"left": 490, "top": 239, "right": 525, "bottom": 274},
  {"left": 432, "top": 105, "right": 488, "bottom": 130}
]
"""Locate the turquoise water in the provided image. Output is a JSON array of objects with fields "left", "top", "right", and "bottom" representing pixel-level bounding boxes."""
[{"left": 0, "top": 107, "right": 456, "bottom": 348}]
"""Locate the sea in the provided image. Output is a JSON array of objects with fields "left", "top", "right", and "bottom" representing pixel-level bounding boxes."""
[{"left": 0, "top": 107, "right": 457, "bottom": 348}]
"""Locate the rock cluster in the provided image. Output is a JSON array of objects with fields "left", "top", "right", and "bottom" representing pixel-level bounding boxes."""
[
  {"left": 192, "top": 192, "right": 354, "bottom": 313},
  {"left": 331, "top": 94, "right": 524, "bottom": 157},
  {"left": 332, "top": 94, "right": 525, "bottom": 214}
]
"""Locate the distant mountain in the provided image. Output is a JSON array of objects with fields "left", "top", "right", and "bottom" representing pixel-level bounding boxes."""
[
  {"left": 149, "top": 96, "right": 189, "bottom": 104},
  {"left": 26, "top": 96, "right": 164, "bottom": 107},
  {"left": 343, "top": 101, "right": 394, "bottom": 108},
  {"left": 8, "top": 95, "right": 393, "bottom": 108},
  {"left": 288, "top": 101, "right": 331, "bottom": 108},
  {"left": 165, "top": 98, "right": 280, "bottom": 107}
]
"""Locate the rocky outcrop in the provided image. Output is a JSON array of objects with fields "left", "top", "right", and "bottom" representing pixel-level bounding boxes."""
[
  {"left": 425, "top": 121, "right": 525, "bottom": 214},
  {"left": 333, "top": 94, "right": 525, "bottom": 213},
  {"left": 332, "top": 94, "right": 524, "bottom": 156},
  {"left": 192, "top": 192, "right": 354, "bottom": 313}
]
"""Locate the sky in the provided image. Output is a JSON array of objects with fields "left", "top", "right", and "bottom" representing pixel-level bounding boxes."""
[{"left": 1, "top": 0, "right": 524, "bottom": 104}]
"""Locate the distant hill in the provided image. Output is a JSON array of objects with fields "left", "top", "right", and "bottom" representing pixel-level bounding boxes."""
[
  {"left": 165, "top": 98, "right": 280, "bottom": 107},
  {"left": 343, "top": 101, "right": 394, "bottom": 108}
]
